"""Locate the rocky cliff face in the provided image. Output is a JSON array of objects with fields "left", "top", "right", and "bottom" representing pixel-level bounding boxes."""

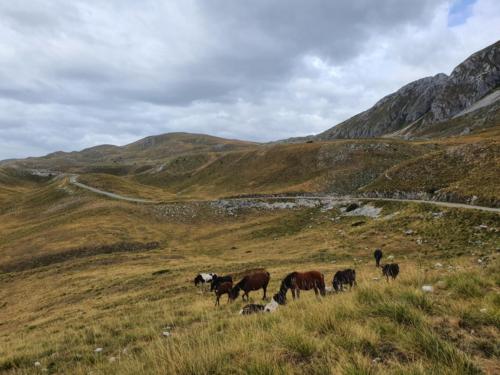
[{"left": 317, "top": 40, "right": 500, "bottom": 140}]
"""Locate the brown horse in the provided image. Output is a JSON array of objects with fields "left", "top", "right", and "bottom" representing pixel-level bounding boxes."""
[
  {"left": 279, "top": 271, "right": 325, "bottom": 300},
  {"left": 228, "top": 271, "right": 270, "bottom": 301},
  {"left": 214, "top": 281, "right": 233, "bottom": 306}
]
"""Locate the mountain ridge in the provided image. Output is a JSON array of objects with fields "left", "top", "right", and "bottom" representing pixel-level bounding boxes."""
[{"left": 316, "top": 40, "right": 500, "bottom": 140}]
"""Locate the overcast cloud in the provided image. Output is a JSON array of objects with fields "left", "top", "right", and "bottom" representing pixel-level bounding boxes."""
[{"left": 0, "top": 0, "right": 499, "bottom": 159}]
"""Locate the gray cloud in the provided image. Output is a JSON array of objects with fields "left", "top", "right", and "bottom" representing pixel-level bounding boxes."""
[{"left": 0, "top": 0, "right": 499, "bottom": 159}]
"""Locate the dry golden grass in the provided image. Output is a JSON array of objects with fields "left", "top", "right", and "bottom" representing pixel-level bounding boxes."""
[{"left": 0, "top": 179, "right": 498, "bottom": 374}]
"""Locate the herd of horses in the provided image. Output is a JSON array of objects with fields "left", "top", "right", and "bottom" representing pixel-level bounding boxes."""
[{"left": 194, "top": 249, "right": 400, "bottom": 314}]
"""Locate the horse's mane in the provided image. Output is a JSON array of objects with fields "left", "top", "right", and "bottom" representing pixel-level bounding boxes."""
[
  {"left": 233, "top": 275, "right": 249, "bottom": 291},
  {"left": 279, "top": 272, "right": 298, "bottom": 293}
]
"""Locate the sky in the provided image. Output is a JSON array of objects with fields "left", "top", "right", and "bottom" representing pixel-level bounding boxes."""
[{"left": 0, "top": 0, "right": 499, "bottom": 160}]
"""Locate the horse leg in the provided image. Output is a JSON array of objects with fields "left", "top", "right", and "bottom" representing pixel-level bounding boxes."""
[
  {"left": 313, "top": 286, "right": 319, "bottom": 298},
  {"left": 215, "top": 295, "right": 219, "bottom": 306},
  {"left": 296, "top": 289, "right": 300, "bottom": 299},
  {"left": 291, "top": 289, "right": 296, "bottom": 300},
  {"left": 262, "top": 285, "right": 267, "bottom": 300}
]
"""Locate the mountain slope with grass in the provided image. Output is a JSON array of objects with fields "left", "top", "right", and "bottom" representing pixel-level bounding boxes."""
[
  {"left": 7, "top": 133, "right": 258, "bottom": 173},
  {"left": 360, "top": 137, "right": 500, "bottom": 207},
  {"left": 0, "top": 178, "right": 499, "bottom": 374}
]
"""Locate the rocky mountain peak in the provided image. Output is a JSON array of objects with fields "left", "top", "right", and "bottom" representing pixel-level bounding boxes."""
[{"left": 317, "top": 40, "right": 500, "bottom": 140}]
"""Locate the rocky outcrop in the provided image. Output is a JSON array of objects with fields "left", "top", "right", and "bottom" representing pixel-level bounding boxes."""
[{"left": 317, "top": 40, "right": 500, "bottom": 140}]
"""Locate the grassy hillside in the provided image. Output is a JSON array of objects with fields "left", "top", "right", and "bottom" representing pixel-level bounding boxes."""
[
  {"left": 0, "top": 168, "right": 51, "bottom": 207},
  {"left": 108, "top": 140, "right": 431, "bottom": 199},
  {"left": 0, "top": 182, "right": 498, "bottom": 374},
  {"left": 0, "top": 129, "right": 499, "bottom": 374},
  {"left": 61, "top": 132, "right": 500, "bottom": 207},
  {"left": 5, "top": 128, "right": 500, "bottom": 206},
  {"left": 7, "top": 133, "right": 258, "bottom": 172},
  {"left": 361, "top": 137, "right": 500, "bottom": 207},
  {"left": 51, "top": 140, "right": 431, "bottom": 202}
]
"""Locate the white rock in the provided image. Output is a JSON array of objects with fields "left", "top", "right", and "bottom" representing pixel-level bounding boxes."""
[
  {"left": 434, "top": 263, "right": 443, "bottom": 268},
  {"left": 372, "top": 277, "right": 380, "bottom": 281},
  {"left": 34, "top": 361, "right": 41, "bottom": 367},
  {"left": 387, "top": 255, "right": 394, "bottom": 260},
  {"left": 109, "top": 356, "right": 116, "bottom": 363},
  {"left": 404, "top": 229, "right": 414, "bottom": 235},
  {"left": 372, "top": 357, "right": 382, "bottom": 364},
  {"left": 480, "top": 308, "right": 487, "bottom": 313},
  {"left": 422, "top": 285, "right": 433, "bottom": 293},
  {"left": 162, "top": 331, "right": 171, "bottom": 337},
  {"left": 94, "top": 348, "right": 103, "bottom": 353}
]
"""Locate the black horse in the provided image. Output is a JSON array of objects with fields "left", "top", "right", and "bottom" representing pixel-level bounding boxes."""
[
  {"left": 374, "top": 249, "right": 383, "bottom": 268},
  {"left": 332, "top": 269, "right": 356, "bottom": 292},
  {"left": 210, "top": 275, "right": 233, "bottom": 292},
  {"left": 382, "top": 263, "right": 399, "bottom": 281}
]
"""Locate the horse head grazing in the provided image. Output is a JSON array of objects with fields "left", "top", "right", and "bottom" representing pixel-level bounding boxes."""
[
  {"left": 273, "top": 290, "right": 287, "bottom": 305},
  {"left": 280, "top": 272, "right": 297, "bottom": 294},
  {"left": 193, "top": 274, "right": 203, "bottom": 286},
  {"left": 332, "top": 276, "right": 342, "bottom": 292},
  {"left": 228, "top": 285, "right": 241, "bottom": 301}
]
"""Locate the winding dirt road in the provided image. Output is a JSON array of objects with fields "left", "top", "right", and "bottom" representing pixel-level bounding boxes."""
[
  {"left": 68, "top": 175, "right": 159, "bottom": 204},
  {"left": 68, "top": 175, "right": 500, "bottom": 214}
]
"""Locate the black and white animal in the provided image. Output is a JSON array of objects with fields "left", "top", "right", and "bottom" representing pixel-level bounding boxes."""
[
  {"left": 193, "top": 273, "right": 216, "bottom": 287},
  {"left": 374, "top": 248, "right": 383, "bottom": 268},
  {"left": 214, "top": 281, "right": 233, "bottom": 306},
  {"left": 239, "top": 303, "right": 265, "bottom": 315},
  {"left": 382, "top": 263, "right": 399, "bottom": 281},
  {"left": 239, "top": 291, "right": 286, "bottom": 315},
  {"left": 210, "top": 274, "right": 233, "bottom": 292},
  {"left": 332, "top": 269, "right": 356, "bottom": 292}
]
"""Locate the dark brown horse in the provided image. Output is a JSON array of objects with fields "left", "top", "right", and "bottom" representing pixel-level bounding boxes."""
[
  {"left": 279, "top": 271, "right": 326, "bottom": 300},
  {"left": 214, "top": 281, "right": 233, "bottom": 306},
  {"left": 228, "top": 271, "right": 270, "bottom": 301}
]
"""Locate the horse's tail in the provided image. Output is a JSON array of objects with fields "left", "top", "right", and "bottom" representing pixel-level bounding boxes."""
[
  {"left": 265, "top": 271, "right": 271, "bottom": 286},
  {"left": 318, "top": 273, "right": 326, "bottom": 296}
]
